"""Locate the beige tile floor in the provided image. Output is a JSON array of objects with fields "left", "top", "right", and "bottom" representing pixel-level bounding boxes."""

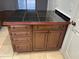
[
  {"left": 0, "top": 51, "right": 64, "bottom": 59},
  {"left": 0, "top": 27, "right": 13, "bottom": 57},
  {"left": 0, "top": 27, "right": 64, "bottom": 59}
]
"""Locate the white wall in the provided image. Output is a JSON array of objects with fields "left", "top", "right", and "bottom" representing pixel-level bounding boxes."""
[
  {"left": 47, "top": 0, "right": 56, "bottom": 10},
  {"left": 47, "top": 0, "right": 78, "bottom": 18},
  {"left": 59, "top": 0, "right": 79, "bottom": 59},
  {"left": 56, "top": 0, "right": 72, "bottom": 17},
  {"left": 56, "top": 0, "right": 79, "bottom": 18}
]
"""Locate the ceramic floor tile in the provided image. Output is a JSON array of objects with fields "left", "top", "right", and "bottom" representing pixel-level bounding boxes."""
[
  {"left": 0, "top": 57, "right": 13, "bottom": 59},
  {"left": 13, "top": 51, "right": 64, "bottom": 59},
  {"left": 2, "top": 35, "right": 11, "bottom": 45},
  {"left": 0, "top": 27, "right": 9, "bottom": 47},
  {"left": 13, "top": 53, "right": 31, "bottom": 59},
  {"left": 0, "top": 27, "right": 13, "bottom": 57},
  {"left": 46, "top": 51, "right": 64, "bottom": 59},
  {"left": 30, "top": 52, "right": 47, "bottom": 59},
  {"left": 0, "top": 45, "right": 13, "bottom": 57}
]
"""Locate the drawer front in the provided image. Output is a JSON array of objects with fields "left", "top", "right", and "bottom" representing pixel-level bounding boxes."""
[
  {"left": 14, "top": 37, "right": 32, "bottom": 52},
  {"left": 11, "top": 31, "right": 32, "bottom": 37},
  {"left": 13, "top": 37, "right": 32, "bottom": 42},
  {"left": 15, "top": 44, "right": 32, "bottom": 52},
  {"left": 33, "top": 25, "right": 66, "bottom": 30},
  {"left": 10, "top": 25, "right": 32, "bottom": 32},
  {"left": 15, "top": 45, "right": 28, "bottom": 52}
]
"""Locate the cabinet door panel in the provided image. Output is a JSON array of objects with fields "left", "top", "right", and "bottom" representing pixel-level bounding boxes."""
[
  {"left": 47, "top": 31, "right": 61, "bottom": 49},
  {"left": 33, "top": 31, "right": 47, "bottom": 50}
]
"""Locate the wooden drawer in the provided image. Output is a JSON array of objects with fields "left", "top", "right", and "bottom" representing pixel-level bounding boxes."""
[
  {"left": 10, "top": 25, "right": 32, "bottom": 32},
  {"left": 13, "top": 36, "right": 32, "bottom": 41},
  {"left": 13, "top": 40, "right": 27, "bottom": 45},
  {"left": 13, "top": 37, "right": 32, "bottom": 52},
  {"left": 15, "top": 45, "right": 28, "bottom": 52},
  {"left": 11, "top": 31, "right": 32, "bottom": 37},
  {"left": 15, "top": 44, "right": 32, "bottom": 52},
  {"left": 33, "top": 25, "right": 65, "bottom": 30}
]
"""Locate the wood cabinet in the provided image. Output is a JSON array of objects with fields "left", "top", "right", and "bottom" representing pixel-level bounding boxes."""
[
  {"left": 33, "top": 30, "right": 48, "bottom": 51},
  {"left": 9, "top": 25, "right": 67, "bottom": 52}
]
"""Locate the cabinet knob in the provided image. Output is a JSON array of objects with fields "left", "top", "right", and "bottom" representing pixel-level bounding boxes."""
[
  {"left": 14, "top": 33, "right": 16, "bottom": 35},
  {"left": 71, "top": 21, "right": 76, "bottom": 26}
]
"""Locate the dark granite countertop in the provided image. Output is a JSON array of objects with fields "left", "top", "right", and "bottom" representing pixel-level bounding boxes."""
[{"left": 0, "top": 10, "right": 69, "bottom": 22}]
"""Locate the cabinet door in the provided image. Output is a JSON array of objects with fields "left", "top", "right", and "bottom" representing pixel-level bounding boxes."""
[
  {"left": 47, "top": 31, "right": 62, "bottom": 50},
  {"left": 33, "top": 31, "right": 48, "bottom": 51}
]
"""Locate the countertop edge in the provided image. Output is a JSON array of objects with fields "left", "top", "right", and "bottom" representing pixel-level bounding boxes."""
[{"left": 3, "top": 22, "right": 70, "bottom": 26}]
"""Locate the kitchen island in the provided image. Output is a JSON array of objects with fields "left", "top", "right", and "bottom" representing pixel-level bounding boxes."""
[{"left": 1, "top": 10, "right": 69, "bottom": 52}]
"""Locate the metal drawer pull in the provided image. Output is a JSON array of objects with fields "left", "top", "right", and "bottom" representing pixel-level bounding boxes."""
[{"left": 12, "top": 27, "right": 15, "bottom": 29}]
